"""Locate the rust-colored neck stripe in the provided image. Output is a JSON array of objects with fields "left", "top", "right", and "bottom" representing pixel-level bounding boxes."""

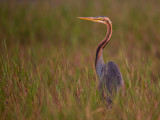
[{"left": 95, "top": 20, "right": 112, "bottom": 67}]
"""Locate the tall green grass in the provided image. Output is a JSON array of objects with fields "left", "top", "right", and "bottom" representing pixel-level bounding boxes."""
[{"left": 0, "top": 0, "right": 160, "bottom": 119}]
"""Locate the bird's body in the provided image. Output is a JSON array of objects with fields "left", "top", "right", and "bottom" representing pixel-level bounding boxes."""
[{"left": 78, "top": 16, "right": 124, "bottom": 106}]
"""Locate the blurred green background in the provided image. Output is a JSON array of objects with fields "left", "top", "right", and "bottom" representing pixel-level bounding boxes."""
[{"left": 0, "top": 0, "right": 160, "bottom": 119}]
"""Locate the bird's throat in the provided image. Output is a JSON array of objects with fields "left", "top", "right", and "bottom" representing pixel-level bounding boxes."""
[{"left": 95, "top": 20, "right": 112, "bottom": 68}]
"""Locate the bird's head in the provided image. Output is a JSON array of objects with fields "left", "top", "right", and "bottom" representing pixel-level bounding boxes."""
[{"left": 78, "top": 16, "right": 111, "bottom": 24}]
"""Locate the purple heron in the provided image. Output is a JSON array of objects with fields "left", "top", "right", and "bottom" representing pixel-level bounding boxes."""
[{"left": 78, "top": 16, "right": 124, "bottom": 106}]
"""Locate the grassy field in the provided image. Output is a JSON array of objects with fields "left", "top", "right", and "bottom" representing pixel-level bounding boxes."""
[{"left": 0, "top": 0, "right": 160, "bottom": 119}]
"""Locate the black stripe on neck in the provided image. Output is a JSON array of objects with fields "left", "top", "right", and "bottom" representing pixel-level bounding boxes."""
[{"left": 95, "top": 21, "right": 111, "bottom": 67}]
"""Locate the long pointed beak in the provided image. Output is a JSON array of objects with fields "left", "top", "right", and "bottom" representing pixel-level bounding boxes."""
[{"left": 78, "top": 17, "right": 100, "bottom": 22}]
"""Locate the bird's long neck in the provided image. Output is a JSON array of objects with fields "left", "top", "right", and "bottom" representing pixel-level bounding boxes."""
[{"left": 95, "top": 21, "right": 112, "bottom": 78}]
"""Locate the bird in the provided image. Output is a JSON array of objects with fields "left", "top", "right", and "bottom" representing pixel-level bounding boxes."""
[{"left": 78, "top": 16, "right": 124, "bottom": 106}]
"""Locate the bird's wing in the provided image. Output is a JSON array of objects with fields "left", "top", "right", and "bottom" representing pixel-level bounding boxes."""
[{"left": 103, "top": 61, "right": 124, "bottom": 94}]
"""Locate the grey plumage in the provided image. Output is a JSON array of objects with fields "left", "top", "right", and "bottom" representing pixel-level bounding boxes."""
[{"left": 98, "top": 61, "right": 124, "bottom": 105}]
